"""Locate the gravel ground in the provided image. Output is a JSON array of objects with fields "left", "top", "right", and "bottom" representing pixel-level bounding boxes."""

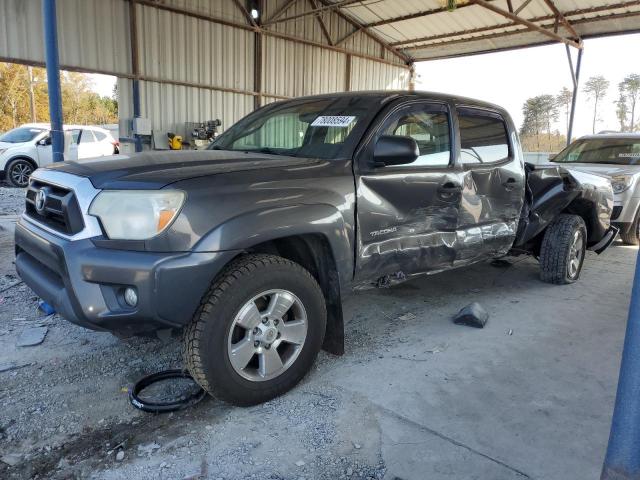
[{"left": 0, "top": 185, "right": 26, "bottom": 216}]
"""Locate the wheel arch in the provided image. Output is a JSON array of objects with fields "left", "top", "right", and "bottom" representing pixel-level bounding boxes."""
[
  {"left": 6, "top": 155, "right": 38, "bottom": 170},
  {"left": 194, "top": 204, "right": 353, "bottom": 356}
]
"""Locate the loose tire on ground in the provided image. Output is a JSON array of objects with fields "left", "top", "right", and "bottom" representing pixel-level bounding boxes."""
[
  {"left": 6, "top": 158, "right": 34, "bottom": 188},
  {"left": 183, "top": 254, "right": 326, "bottom": 406},
  {"left": 539, "top": 214, "right": 587, "bottom": 285},
  {"left": 620, "top": 211, "right": 640, "bottom": 245}
]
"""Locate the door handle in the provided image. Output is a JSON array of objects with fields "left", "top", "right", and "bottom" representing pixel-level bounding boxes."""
[{"left": 438, "top": 182, "right": 463, "bottom": 194}]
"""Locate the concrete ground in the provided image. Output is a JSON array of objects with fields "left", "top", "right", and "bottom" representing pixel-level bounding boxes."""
[{"left": 0, "top": 186, "right": 633, "bottom": 480}]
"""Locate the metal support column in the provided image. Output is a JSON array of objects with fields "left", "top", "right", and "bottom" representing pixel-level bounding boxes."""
[
  {"left": 129, "top": 0, "right": 142, "bottom": 152},
  {"left": 42, "top": 0, "right": 64, "bottom": 162},
  {"left": 566, "top": 45, "right": 583, "bottom": 147},
  {"left": 601, "top": 249, "right": 640, "bottom": 480}
]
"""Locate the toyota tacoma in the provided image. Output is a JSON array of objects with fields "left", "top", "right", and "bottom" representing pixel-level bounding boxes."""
[{"left": 14, "top": 92, "right": 617, "bottom": 406}]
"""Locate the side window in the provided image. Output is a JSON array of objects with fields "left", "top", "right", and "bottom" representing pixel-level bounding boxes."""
[
  {"left": 458, "top": 109, "right": 510, "bottom": 164},
  {"left": 80, "top": 129, "right": 96, "bottom": 144},
  {"left": 379, "top": 104, "right": 451, "bottom": 168},
  {"left": 94, "top": 131, "right": 107, "bottom": 141},
  {"left": 70, "top": 129, "right": 81, "bottom": 144}
]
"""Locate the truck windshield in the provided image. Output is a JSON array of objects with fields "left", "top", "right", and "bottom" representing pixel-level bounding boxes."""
[
  {"left": 210, "top": 97, "right": 374, "bottom": 159},
  {"left": 0, "top": 127, "right": 46, "bottom": 143},
  {"left": 552, "top": 138, "right": 640, "bottom": 165}
]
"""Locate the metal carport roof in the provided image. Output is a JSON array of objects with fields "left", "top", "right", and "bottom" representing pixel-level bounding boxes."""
[{"left": 273, "top": 0, "right": 640, "bottom": 60}]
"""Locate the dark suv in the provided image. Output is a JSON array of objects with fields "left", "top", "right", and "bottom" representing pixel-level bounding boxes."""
[{"left": 15, "top": 92, "right": 616, "bottom": 405}]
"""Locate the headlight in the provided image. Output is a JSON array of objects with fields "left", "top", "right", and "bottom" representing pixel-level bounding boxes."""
[
  {"left": 611, "top": 175, "right": 635, "bottom": 194},
  {"left": 89, "top": 190, "right": 185, "bottom": 240}
]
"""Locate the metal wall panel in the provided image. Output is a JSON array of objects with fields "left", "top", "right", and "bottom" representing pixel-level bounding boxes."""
[
  {"left": 0, "top": 0, "right": 130, "bottom": 75},
  {"left": 118, "top": 77, "right": 254, "bottom": 148},
  {"left": 262, "top": 36, "right": 346, "bottom": 99},
  {"left": 137, "top": 3, "right": 254, "bottom": 90},
  {"left": 349, "top": 56, "right": 410, "bottom": 91}
]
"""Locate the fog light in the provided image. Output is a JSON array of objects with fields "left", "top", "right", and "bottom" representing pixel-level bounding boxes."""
[{"left": 124, "top": 287, "right": 138, "bottom": 307}]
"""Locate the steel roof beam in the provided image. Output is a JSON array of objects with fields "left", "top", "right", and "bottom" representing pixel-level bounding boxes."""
[
  {"left": 309, "top": 0, "right": 334, "bottom": 45},
  {"left": 265, "top": 0, "right": 299, "bottom": 23},
  {"left": 405, "top": 9, "right": 640, "bottom": 53},
  {"left": 542, "top": 0, "right": 580, "bottom": 40},
  {"left": 392, "top": 0, "right": 640, "bottom": 47},
  {"left": 470, "top": 0, "right": 582, "bottom": 48},
  {"left": 232, "top": 0, "right": 258, "bottom": 27},
  {"left": 262, "top": 0, "right": 363, "bottom": 25},
  {"left": 514, "top": 0, "right": 533, "bottom": 15}
]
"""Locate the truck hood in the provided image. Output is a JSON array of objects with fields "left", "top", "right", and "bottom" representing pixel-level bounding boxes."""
[
  {"left": 543, "top": 162, "right": 640, "bottom": 178},
  {"left": 41, "top": 150, "right": 321, "bottom": 189}
]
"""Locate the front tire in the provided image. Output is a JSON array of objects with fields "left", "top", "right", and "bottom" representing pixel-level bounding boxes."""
[
  {"left": 184, "top": 254, "right": 326, "bottom": 406},
  {"left": 539, "top": 214, "right": 587, "bottom": 285},
  {"left": 6, "top": 158, "right": 34, "bottom": 188},
  {"left": 620, "top": 212, "right": 640, "bottom": 245}
]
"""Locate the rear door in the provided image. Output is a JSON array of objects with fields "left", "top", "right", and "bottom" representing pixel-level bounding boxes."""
[
  {"left": 354, "top": 100, "right": 463, "bottom": 286},
  {"left": 454, "top": 106, "right": 525, "bottom": 260}
]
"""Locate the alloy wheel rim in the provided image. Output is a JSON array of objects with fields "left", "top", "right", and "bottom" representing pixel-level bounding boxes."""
[
  {"left": 568, "top": 230, "right": 584, "bottom": 278},
  {"left": 11, "top": 163, "right": 32, "bottom": 187},
  {"left": 227, "top": 289, "right": 308, "bottom": 382}
]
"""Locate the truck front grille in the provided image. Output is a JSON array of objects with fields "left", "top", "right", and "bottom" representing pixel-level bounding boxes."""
[{"left": 25, "top": 180, "right": 85, "bottom": 235}]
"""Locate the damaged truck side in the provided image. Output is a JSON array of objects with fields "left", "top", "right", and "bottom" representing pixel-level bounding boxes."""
[{"left": 15, "top": 92, "right": 617, "bottom": 405}]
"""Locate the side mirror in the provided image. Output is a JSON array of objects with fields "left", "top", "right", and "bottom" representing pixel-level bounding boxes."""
[
  {"left": 38, "top": 137, "right": 51, "bottom": 146},
  {"left": 373, "top": 135, "right": 419, "bottom": 167}
]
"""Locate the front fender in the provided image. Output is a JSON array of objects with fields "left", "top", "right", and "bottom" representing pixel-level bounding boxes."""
[{"left": 193, "top": 204, "right": 354, "bottom": 286}]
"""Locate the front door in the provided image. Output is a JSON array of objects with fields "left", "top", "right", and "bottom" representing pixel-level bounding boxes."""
[
  {"left": 354, "top": 100, "right": 463, "bottom": 286},
  {"left": 454, "top": 106, "right": 525, "bottom": 261},
  {"left": 35, "top": 134, "right": 53, "bottom": 166}
]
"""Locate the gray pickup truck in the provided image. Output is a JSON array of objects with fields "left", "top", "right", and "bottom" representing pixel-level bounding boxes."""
[{"left": 15, "top": 92, "right": 617, "bottom": 405}]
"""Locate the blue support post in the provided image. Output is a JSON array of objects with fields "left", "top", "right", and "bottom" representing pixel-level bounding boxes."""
[
  {"left": 132, "top": 79, "right": 142, "bottom": 153},
  {"left": 602, "top": 250, "right": 640, "bottom": 480},
  {"left": 42, "top": 0, "right": 64, "bottom": 162}
]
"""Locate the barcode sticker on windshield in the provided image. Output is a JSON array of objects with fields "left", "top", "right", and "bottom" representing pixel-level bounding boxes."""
[{"left": 311, "top": 116, "right": 356, "bottom": 128}]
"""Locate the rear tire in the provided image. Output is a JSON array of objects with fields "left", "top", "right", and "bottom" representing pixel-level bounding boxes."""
[
  {"left": 6, "top": 158, "right": 34, "bottom": 188},
  {"left": 539, "top": 214, "right": 587, "bottom": 285},
  {"left": 183, "top": 254, "right": 326, "bottom": 406},
  {"left": 620, "top": 212, "right": 640, "bottom": 245}
]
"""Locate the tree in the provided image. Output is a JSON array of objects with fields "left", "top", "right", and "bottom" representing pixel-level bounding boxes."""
[
  {"left": 615, "top": 84, "right": 629, "bottom": 132},
  {"left": 556, "top": 86, "right": 573, "bottom": 137},
  {"left": 583, "top": 75, "right": 610, "bottom": 134},
  {"left": 620, "top": 73, "right": 640, "bottom": 131},
  {"left": 521, "top": 94, "right": 559, "bottom": 151},
  {"left": 0, "top": 62, "right": 118, "bottom": 133}
]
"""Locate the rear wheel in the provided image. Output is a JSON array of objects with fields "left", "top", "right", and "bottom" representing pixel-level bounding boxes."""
[
  {"left": 6, "top": 158, "right": 34, "bottom": 188},
  {"left": 620, "top": 212, "right": 640, "bottom": 245},
  {"left": 539, "top": 214, "right": 587, "bottom": 285},
  {"left": 183, "top": 254, "right": 326, "bottom": 406}
]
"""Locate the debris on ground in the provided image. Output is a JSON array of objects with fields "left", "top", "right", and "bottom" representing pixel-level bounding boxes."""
[
  {"left": 397, "top": 312, "right": 416, "bottom": 321},
  {"left": 0, "top": 361, "right": 31, "bottom": 373},
  {"left": 115, "top": 451, "right": 125, "bottom": 462},
  {"left": 0, "top": 454, "right": 22, "bottom": 467},
  {"left": 15, "top": 326, "right": 48, "bottom": 347},
  {"left": 37, "top": 300, "right": 56, "bottom": 315},
  {"left": 452, "top": 302, "right": 489, "bottom": 328}
]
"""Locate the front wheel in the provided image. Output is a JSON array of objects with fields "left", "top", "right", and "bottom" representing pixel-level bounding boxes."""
[
  {"left": 183, "top": 254, "right": 326, "bottom": 406},
  {"left": 539, "top": 214, "right": 587, "bottom": 285},
  {"left": 620, "top": 212, "right": 640, "bottom": 245},
  {"left": 6, "top": 158, "right": 34, "bottom": 188}
]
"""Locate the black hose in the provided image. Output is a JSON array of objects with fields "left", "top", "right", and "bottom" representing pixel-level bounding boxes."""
[{"left": 129, "top": 369, "right": 207, "bottom": 413}]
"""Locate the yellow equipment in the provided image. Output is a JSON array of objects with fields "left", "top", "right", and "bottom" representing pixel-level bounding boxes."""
[{"left": 167, "top": 133, "right": 183, "bottom": 150}]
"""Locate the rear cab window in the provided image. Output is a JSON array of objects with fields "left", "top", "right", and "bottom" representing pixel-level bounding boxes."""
[{"left": 458, "top": 108, "right": 511, "bottom": 165}]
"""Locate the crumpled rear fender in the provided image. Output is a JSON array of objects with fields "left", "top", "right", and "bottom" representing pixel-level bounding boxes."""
[{"left": 514, "top": 164, "right": 614, "bottom": 248}]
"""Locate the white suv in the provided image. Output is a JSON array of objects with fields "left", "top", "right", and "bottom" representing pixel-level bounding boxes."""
[
  {"left": 0, "top": 123, "right": 116, "bottom": 187},
  {"left": 550, "top": 133, "right": 640, "bottom": 244}
]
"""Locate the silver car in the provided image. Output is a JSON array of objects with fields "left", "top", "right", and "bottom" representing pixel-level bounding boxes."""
[{"left": 550, "top": 133, "right": 640, "bottom": 244}]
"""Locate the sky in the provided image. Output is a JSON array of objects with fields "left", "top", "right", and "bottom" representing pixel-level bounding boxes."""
[
  {"left": 87, "top": 33, "right": 640, "bottom": 139},
  {"left": 416, "top": 33, "right": 640, "bottom": 138}
]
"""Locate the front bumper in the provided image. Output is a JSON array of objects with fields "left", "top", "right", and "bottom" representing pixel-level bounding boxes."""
[{"left": 15, "top": 217, "right": 239, "bottom": 336}]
